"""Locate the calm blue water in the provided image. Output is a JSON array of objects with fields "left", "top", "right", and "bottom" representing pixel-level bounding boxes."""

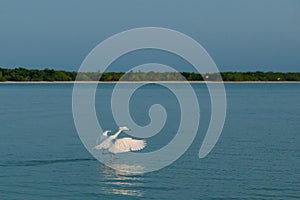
[{"left": 0, "top": 83, "right": 299, "bottom": 199}]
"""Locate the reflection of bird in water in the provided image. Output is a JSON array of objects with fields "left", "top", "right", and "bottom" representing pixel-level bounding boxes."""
[
  {"left": 94, "top": 126, "right": 146, "bottom": 154},
  {"left": 99, "top": 164, "right": 144, "bottom": 197}
]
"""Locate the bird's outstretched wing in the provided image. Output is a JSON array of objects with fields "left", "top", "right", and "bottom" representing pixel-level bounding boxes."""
[
  {"left": 96, "top": 135, "right": 107, "bottom": 145},
  {"left": 109, "top": 137, "right": 146, "bottom": 154},
  {"left": 94, "top": 138, "right": 112, "bottom": 150},
  {"left": 95, "top": 130, "right": 111, "bottom": 147}
]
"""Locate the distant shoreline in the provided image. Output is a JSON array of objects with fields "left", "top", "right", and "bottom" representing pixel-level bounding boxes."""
[
  {"left": 1, "top": 68, "right": 300, "bottom": 82},
  {"left": 1, "top": 81, "right": 300, "bottom": 84}
]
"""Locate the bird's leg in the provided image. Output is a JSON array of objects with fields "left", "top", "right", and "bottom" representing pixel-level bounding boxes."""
[
  {"left": 108, "top": 152, "right": 117, "bottom": 162},
  {"left": 112, "top": 154, "right": 116, "bottom": 162},
  {"left": 101, "top": 149, "right": 111, "bottom": 155}
]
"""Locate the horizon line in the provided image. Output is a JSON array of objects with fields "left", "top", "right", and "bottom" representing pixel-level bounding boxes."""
[{"left": 0, "top": 67, "right": 299, "bottom": 73}]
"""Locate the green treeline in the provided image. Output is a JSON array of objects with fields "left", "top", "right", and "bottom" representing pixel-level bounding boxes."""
[
  {"left": 0, "top": 68, "right": 76, "bottom": 82},
  {"left": 0, "top": 67, "right": 300, "bottom": 82}
]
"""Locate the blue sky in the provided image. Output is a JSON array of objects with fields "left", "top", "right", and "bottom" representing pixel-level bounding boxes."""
[{"left": 0, "top": 0, "right": 299, "bottom": 72}]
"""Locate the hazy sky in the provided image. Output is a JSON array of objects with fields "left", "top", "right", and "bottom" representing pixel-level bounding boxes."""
[{"left": 0, "top": 0, "right": 299, "bottom": 72}]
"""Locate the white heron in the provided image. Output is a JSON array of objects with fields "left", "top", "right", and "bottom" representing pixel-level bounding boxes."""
[
  {"left": 96, "top": 130, "right": 111, "bottom": 145},
  {"left": 94, "top": 126, "right": 146, "bottom": 154}
]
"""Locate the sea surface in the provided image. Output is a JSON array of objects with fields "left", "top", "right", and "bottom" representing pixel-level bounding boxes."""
[{"left": 0, "top": 83, "right": 299, "bottom": 199}]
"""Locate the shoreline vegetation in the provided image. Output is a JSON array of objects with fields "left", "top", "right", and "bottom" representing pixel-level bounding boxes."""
[{"left": 0, "top": 67, "right": 300, "bottom": 82}]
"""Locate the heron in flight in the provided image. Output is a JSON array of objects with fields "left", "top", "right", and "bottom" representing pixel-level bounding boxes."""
[
  {"left": 96, "top": 130, "right": 111, "bottom": 145},
  {"left": 94, "top": 126, "right": 146, "bottom": 154}
]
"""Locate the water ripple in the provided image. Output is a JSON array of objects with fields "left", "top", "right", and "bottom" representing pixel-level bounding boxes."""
[{"left": 0, "top": 158, "right": 95, "bottom": 167}]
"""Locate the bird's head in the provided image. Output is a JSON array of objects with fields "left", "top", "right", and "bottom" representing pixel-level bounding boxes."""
[
  {"left": 103, "top": 130, "right": 111, "bottom": 136},
  {"left": 119, "top": 126, "right": 131, "bottom": 131}
]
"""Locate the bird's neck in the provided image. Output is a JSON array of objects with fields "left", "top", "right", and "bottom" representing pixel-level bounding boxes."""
[{"left": 112, "top": 130, "right": 122, "bottom": 139}]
